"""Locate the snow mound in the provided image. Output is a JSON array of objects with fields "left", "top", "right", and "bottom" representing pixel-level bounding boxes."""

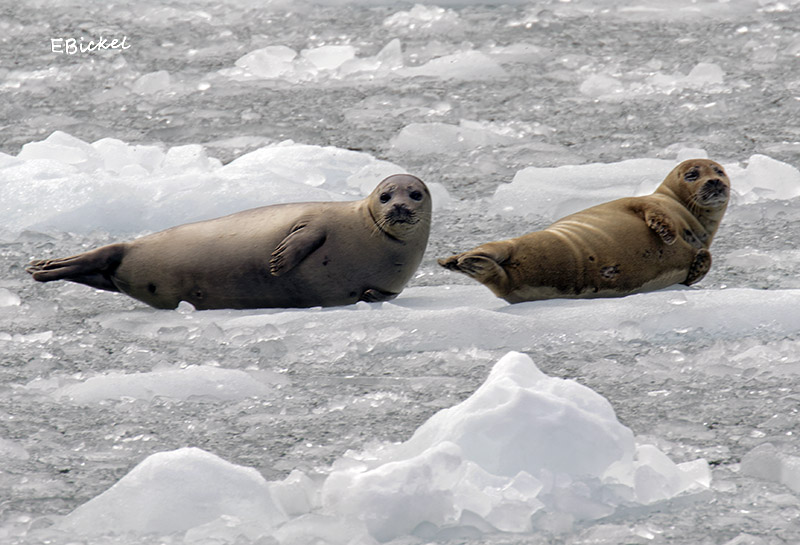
[
  {"left": 60, "top": 447, "right": 286, "bottom": 536},
  {"left": 322, "top": 351, "right": 709, "bottom": 539},
  {"left": 1, "top": 132, "right": 447, "bottom": 234},
  {"left": 492, "top": 152, "right": 800, "bottom": 220},
  {"left": 49, "top": 366, "right": 274, "bottom": 404}
]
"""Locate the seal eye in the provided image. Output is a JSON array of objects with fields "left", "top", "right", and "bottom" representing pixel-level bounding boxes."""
[
  {"left": 713, "top": 166, "right": 725, "bottom": 177},
  {"left": 380, "top": 192, "right": 391, "bottom": 204},
  {"left": 684, "top": 169, "right": 699, "bottom": 182},
  {"left": 409, "top": 190, "right": 423, "bottom": 201}
]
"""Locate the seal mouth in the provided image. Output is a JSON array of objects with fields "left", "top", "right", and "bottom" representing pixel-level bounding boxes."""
[{"left": 698, "top": 178, "right": 730, "bottom": 207}]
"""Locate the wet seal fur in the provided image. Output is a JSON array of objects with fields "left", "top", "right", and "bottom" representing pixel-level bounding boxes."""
[
  {"left": 27, "top": 174, "right": 432, "bottom": 310},
  {"left": 439, "top": 159, "right": 730, "bottom": 303}
]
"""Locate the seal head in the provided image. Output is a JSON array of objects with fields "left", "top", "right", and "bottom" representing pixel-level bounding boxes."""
[
  {"left": 368, "top": 174, "right": 432, "bottom": 241},
  {"left": 656, "top": 158, "right": 730, "bottom": 237}
]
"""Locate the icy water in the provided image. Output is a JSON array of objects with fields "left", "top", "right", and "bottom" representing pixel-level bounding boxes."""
[{"left": 2, "top": 0, "right": 800, "bottom": 544}]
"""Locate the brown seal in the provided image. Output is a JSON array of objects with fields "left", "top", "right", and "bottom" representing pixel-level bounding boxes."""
[
  {"left": 27, "top": 174, "right": 432, "bottom": 310},
  {"left": 438, "top": 159, "right": 730, "bottom": 303}
]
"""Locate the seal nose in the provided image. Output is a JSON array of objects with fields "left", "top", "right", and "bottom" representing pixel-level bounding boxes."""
[
  {"left": 389, "top": 203, "right": 413, "bottom": 223},
  {"left": 700, "top": 178, "right": 729, "bottom": 204},
  {"left": 707, "top": 179, "right": 727, "bottom": 194}
]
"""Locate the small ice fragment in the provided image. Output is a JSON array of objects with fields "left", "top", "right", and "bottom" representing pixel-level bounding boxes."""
[{"left": 131, "top": 70, "right": 171, "bottom": 95}]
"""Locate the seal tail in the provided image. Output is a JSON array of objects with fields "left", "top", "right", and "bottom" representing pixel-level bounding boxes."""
[{"left": 26, "top": 243, "right": 126, "bottom": 292}]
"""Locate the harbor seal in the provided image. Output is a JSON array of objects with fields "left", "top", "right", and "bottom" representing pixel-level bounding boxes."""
[
  {"left": 438, "top": 158, "right": 730, "bottom": 303},
  {"left": 27, "top": 174, "right": 432, "bottom": 310}
]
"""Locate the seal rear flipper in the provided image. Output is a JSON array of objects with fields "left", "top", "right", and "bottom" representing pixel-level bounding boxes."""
[
  {"left": 683, "top": 248, "right": 712, "bottom": 286},
  {"left": 360, "top": 288, "right": 399, "bottom": 303},
  {"left": 437, "top": 246, "right": 512, "bottom": 296},
  {"left": 269, "top": 221, "right": 327, "bottom": 276},
  {"left": 26, "top": 243, "right": 126, "bottom": 292}
]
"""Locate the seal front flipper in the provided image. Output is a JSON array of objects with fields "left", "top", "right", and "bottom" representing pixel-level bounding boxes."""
[
  {"left": 642, "top": 209, "right": 677, "bottom": 245},
  {"left": 26, "top": 243, "right": 126, "bottom": 292},
  {"left": 683, "top": 248, "right": 712, "bottom": 285},
  {"left": 269, "top": 220, "right": 327, "bottom": 276},
  {"left": 360, "top": 288, "right": 399, "bottom": 303}
]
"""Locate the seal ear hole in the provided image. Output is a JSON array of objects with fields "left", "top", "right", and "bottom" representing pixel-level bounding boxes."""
[
  {"left": 409, "top": 190, "right": 423, "bottom": 201},
  {"left": 380, "top": 192, "right": 391, "bottom": 204},
  {"left": 147, "top": 283, "right": 157, "bottom": 294},
  {"left": 684, "top": 168, "right": 699, "bottom": 182}
]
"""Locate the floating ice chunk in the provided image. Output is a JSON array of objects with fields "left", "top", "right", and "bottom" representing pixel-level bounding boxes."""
[
  {"left": 162, "top": 144, "right": 220, "bottom": 172},
  {"left": 631, "top": 445, "right": 710, "bottom": 504},
  {"left": 741, "top": 443, "right": 800, "bottom": 493},
  {"left": 402, "top": 50, "right": 506, "bottom": 80},
  {"left": 60, "top": 447, "right": 286, "bottom": 536},
  {"left": 726, "top": 154, "right": 800, "bottom": 202},
  {"left": 51, "top": 365, "right": 275, "bottom": 403},
  {"left": 579, "top": 74, "right": 625, "bottom": 98},
  {"left": 647, "top": 62, "right": 725, "bottom": 93},
  {"left": 686, "top": 62, "right": 724, "bottom": 86},
  {"left": 383, "top": 4, "right": 462, "bottom": 32},
  {"left": 675, "top": 147, "right": 709, "bottom": 161},
  {"left": 220, "top": 140, "right": 405, "bottom": 196},
  {"left": 337, "top": 39, "right": 404, "bottom": 78},
  {"left": 0, "top": 437, "right": 29, "bottom": 461},
  {"left": 226, "top": 41, "right": 402, "bottom": 83},
  {"left": 722, "top": 534, "right": 770, "bottom": 545},
  {"left": 391, "top": 120, "right": 517, "bottom": 155},
  {"left": 301, "top": 45, "right": 356, "bottom": 71},
  {"left": 131, "top": 70, "right": 171, "bottom": 94},
  {"left": 234, "top": 46, "right": 299, "bottom": 79},
  {"left": 486, "top": 42, "right": 548, "bottom": 64},
  {"left": 225, "top": 41, "right": 506, "bottom": 83},
  {"left": 269, "top": 470, "right": 318, "bottom": 516},
  {"left": 0, "top": 288, "right": 21, "bottom": 307},
  {"left": 17, "top": 130, "right": 101, "bottom": 168},
  {"left": 372, "top": 38, "right": 404, "bottom": 72},
  {"left": 1, "top": 133, "right": 436, "bottom": 234},
  {"left": 492, "top": 157, "right": 675, "bottom": 219},
  {"left": 91, "top": 138, "right": 165, "bottom": 174}
]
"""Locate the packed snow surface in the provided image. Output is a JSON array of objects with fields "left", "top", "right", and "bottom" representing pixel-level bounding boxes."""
[{"left": 2, "top": 0, "right": 800, "bottom": 544}]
